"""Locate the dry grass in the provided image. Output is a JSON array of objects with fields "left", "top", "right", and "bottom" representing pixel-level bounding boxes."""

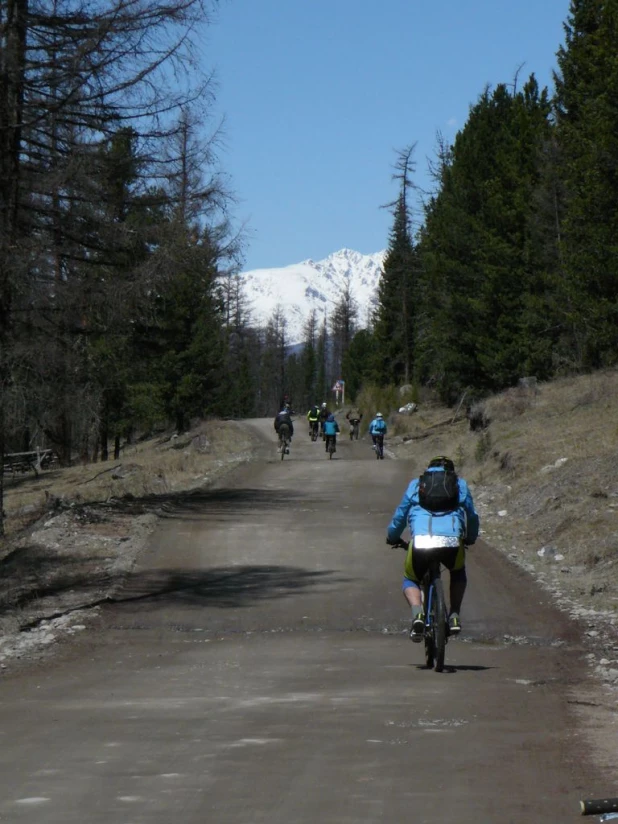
[
  {"left": 3, "top": 420, "right": 257, "bottom": 538},
  {"left": 388, "top": 368, "right": 618, "bottom": 613}
]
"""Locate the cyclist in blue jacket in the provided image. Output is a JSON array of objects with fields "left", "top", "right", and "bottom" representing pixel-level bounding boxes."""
[
  {"left": 323, "top": 413, "right": 340, "bottom": 453},
  {"left": 386, "top": 456, "right": 479, "bottom": 641},
  {"left": 368, "top": 412, "right": 387, "bottom": 450}
]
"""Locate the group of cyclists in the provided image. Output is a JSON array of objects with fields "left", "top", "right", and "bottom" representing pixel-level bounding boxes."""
[{"left": 273, "top": 400, "right": 389, "bottom": 457}]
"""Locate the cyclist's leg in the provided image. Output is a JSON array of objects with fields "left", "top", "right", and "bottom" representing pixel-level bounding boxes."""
[
  {"left": 403, "top": 547, "right": 429, "bottom": 640},
  {"left": 442, "top": 545, "right": 466, "bottom": 631}
]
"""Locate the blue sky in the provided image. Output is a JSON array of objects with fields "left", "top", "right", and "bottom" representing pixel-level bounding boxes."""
[{"left": 205, "top": 0, "right": 570, "bottom": 271}]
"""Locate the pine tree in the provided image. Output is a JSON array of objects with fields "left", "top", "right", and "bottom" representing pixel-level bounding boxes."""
[
  {"left": 342, "top": 330, "right": 376, "bottom": 400},
  {"left": 372, "top": 145, "right": 417, "bottom": 386},
  {"left": 315, "top": 318, "right": 328, "bottom": 405},
  {"left": 416, "top": 78, "right": 553, "bottom": 400},
  {"left": 553, "top": 0, "right": 618, "bottom": 367},
  {"left": 329, "top": 278, "right": 358, "bottom": 384},
  {"left": 301, "top": 310, "right": 318, "bottom": 410}
]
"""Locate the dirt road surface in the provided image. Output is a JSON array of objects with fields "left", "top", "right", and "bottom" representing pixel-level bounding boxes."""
[{"left": 0, "top": 420, "right": 611, "bottom": 823}]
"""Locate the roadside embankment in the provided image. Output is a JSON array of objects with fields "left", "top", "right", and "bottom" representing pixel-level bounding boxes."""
[
  {"left": 0, "top": 419, "right": 265, "bottom": 668},
  {"left": 387, "top": 371, "right": 618, "bottom": 694}
]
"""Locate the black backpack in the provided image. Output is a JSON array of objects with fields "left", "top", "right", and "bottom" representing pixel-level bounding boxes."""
[{"left": 418, "top": 469, "right": 460, "bottom": 513}]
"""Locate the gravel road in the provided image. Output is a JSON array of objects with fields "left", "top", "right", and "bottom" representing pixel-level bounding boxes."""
[{"left": 0, "top": 419, "right": 611, "bottom": 823}]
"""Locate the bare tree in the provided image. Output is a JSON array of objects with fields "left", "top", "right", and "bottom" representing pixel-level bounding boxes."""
[{"left": 0, "top": 0, "right": 222, "bottom": 535}]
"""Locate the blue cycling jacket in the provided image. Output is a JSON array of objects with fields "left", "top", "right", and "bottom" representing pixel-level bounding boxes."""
[
  {"left": 369, "top": 418, "right": 387, "bottom": 435},
  {"left": 323, "top": 419, "right": 340, "bottom": 436},
  {"left": 387, "top": 468, "right": 479, "bottom": 544}
]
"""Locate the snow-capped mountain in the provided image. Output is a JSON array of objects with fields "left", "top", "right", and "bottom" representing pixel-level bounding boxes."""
[{"left": 240, "top": 248, "right": 385, "bottom": 345}]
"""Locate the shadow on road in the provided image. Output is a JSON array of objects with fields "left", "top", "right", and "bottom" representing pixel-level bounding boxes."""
[
  {"left": 442, "top": 664, "right": 495, "bottom": 674},
  {"left": 413, "top": 663, "right": 495, "bottom": 674},
  {"left": 91, "top": 487, "right": 326, "bottom": 522},
  {"left": 111, "top": 564, "right": 344, "bottom": 611}
]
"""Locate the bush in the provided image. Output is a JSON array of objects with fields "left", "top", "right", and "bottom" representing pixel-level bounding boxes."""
[
  {"left": 485, "top": 386, "right": 535, "bottom": 422},
  {"left": 356, "top": 384, "right": 400, "bottom": 430},
  {"left": 475, "top": 431, "right": 492, "bottom": 463}
]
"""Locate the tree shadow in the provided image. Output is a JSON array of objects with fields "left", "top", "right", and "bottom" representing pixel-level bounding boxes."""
[
  {"left": 111, "top": 564, "right": 343, "bottom": 611},
  {"left": 0, "top": 544, "right": 346, "bottom": 626},
  {"left": 91, "top": 486, "right": 326, "bottom": 521},
  {"left": 0, "top": 545, "right": 117, "bottom": 611}
]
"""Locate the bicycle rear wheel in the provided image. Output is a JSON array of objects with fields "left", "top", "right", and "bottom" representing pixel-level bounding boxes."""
[
  {"left": 431, "top": 578, "right": 447, "bottom": 671},
  {"left": 280, "top": 438, "right": 286, "bottom": 460},
  {"left": 423, "top": 578, "right": 435, "bottom": 668}
]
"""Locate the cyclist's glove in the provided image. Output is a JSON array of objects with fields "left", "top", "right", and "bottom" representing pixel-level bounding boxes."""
[{"left": 385, "top": 536, "right": 399, "bottom": 546}]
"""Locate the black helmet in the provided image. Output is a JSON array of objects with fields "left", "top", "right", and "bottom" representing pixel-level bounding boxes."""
[{"left": 428, "top": 455, "right": 455, "bottom": 472}]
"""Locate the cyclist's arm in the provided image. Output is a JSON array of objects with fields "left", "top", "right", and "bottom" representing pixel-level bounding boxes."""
[
  {"left": 386, "top": 480, "right": 416, "bottom": 542},
  {"left": 459, "top": 480, "right": 479, "bottom": 544}
]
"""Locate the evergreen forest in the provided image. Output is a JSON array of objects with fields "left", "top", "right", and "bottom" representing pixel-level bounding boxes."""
[{"left": 1, "top": 0, "right": 618, "bottom": 533}]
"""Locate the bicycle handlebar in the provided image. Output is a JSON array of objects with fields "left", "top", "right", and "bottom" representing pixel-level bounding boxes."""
[
  {"left": 386, "top": 537, "right": 408, "bottom": 549},
  {"left": 580, "top": 797, "right": 618, "bottom": 816}
]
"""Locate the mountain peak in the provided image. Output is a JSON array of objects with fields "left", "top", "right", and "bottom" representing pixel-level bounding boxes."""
[{"left": 240, "top": 249, "right": 385, "bottom": 344}]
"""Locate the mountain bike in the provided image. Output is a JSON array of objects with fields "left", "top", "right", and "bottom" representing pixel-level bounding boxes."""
[
  {"left": 392, "top": 537, "right": 460, "bottom": 672},
  {"left": 326, "top": 435, "right": 337, "bottom": 459},
  {"left": 348, "top": 418, "right": 360, "bottom": 440},
  {"left": 309, "top": 420, "right": 319, "bottom": 442},
  {"left": 374, "top": 434, "right": 384, "bottom": 459},
  {"left": 278, "top": 424, "right": 291, "bottom": 461}
]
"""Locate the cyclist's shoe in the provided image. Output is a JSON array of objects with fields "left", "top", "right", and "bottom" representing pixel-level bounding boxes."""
[
  {"left": 410, "top": 613, "right": 424, "bottom": 642},
  {"left": 448, "top": 612, "right": 462, "bottom": 635}
]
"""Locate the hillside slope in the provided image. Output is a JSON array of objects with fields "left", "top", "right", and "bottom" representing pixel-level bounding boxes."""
[{"left": 388, "top": 371, "right": 618, "bottom": 675}]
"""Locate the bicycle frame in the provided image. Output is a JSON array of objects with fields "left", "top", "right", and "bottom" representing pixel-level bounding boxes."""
[
  {"left": 374, "top": 434, "right": 384, "bottom": 459},
  {"left": 278, "top": 425, "right": 291, "bottom": 460}
]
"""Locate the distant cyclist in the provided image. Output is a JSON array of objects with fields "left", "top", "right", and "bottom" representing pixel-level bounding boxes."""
[
  {"left": 386, "top": 456, "right": 479, "bottom": 640},
  {"left": 346, "top": 407, "right": 363, "bottom": 440},
  {"left": 368, "top": 412, "right": 387, "bottom": 450},
  {"left": 318, "top": 402, "right": 330, "bottom": 439},
  {"left": 274, "top": 407, "right": 294, "bottom": 452},
  {"left": 323, "top": 413, "right": 340, "bottom": 454},
  {"left": 307, "top": 404, "right": 320, "bottom": 438}
]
